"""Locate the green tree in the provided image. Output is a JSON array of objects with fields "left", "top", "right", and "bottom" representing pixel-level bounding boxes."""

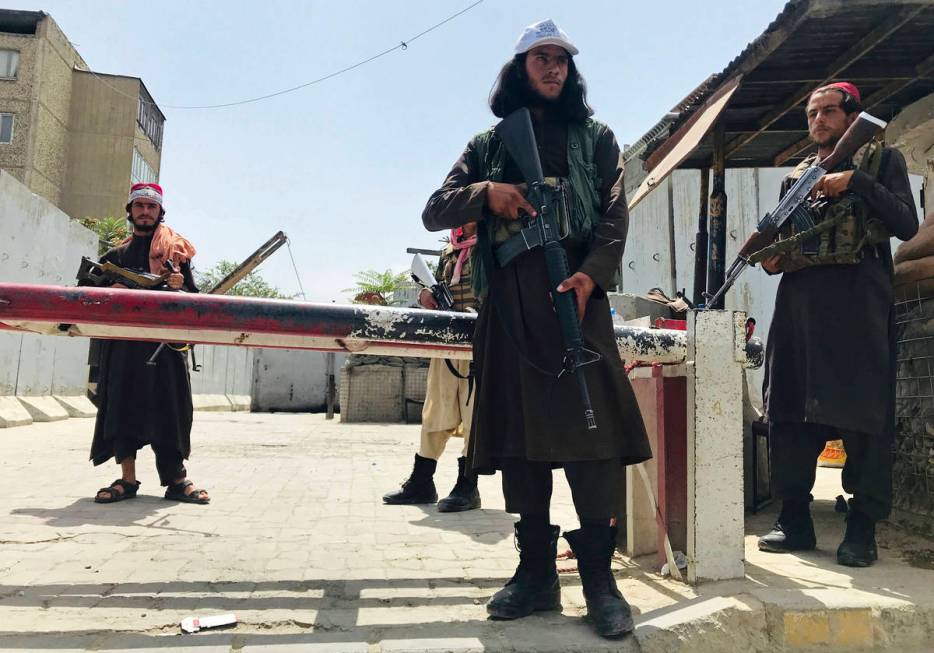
[
  {"left": 77, "top": 216, "right": 129, "bottom": 255},
  {"left": 195, "top": 259, "right": 290, "bottom": 298},
  {"left": 344, "top": 269, "right": 413, "bottom": 306}
]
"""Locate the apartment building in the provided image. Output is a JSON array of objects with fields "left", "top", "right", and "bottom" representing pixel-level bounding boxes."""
[{"left": 0, "top": 9, "right": 164, "bottom": 220}]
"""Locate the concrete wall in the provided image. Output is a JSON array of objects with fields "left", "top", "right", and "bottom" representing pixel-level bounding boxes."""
[
  {"left": 251, "top": 350, "right": 346, "bottom": 412},
  {"left": 0, "top": 170, "right": 96, "bottom": 396},
  {"left": 624, "top": 166, "right": 924, "bottom": 405},
  {"left": 64, "top": 72, "right": 141, "bottom": 220}
]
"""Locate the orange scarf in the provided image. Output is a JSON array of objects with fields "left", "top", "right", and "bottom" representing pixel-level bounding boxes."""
[{"left": 121, "top": 222, "right": 196, "bottom": 274}]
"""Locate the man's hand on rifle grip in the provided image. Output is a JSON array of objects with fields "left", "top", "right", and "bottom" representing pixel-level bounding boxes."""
[
  {"left": 556, "top": 271, "right": 595, "bottom": 322},
  {"left": 486, "top": 182, "right": 536, "bottom": 220},
  {"left": 167, "top": 272, "right": 184, "bottom": 290},
  {"left": 810, "top": 170, "right": 853, "bottom": 199},
  {"left": 761, "top": 255, "right": 784, "bottom": 275},
  {"left": 418, "top": 288, "right": 438, "bottom": 310}
]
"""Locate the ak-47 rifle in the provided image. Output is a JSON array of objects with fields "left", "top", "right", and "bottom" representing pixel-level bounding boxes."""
[
  {"left": 494, "top": 107, "right": 599, "bottom": 431},
  {"left": 705, "top": 111, "right": 887, "bottom": 308},
  {"left": 77, "top": 256, "right": 172, "bottom": 290}
]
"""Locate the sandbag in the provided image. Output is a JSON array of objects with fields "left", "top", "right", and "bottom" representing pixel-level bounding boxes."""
[
  {"left": 894, "top": 212, "right": 934, "bottom": 264},
  {"left": 894, "top": 253, "right": 934, "bottom": 287}
]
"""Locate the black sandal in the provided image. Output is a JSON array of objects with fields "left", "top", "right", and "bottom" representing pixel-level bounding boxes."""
[
  {"left": 164, "top": 480, "right": 210, "bottom": 504},
  {"left": 94, "top": 479, "right": 140, "bottom": 504}
]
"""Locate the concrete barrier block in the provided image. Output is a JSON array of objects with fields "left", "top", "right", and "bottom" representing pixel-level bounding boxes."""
[
  {"left": 0, "top": 396, "right": 33, "bottom": 427},
  {"left": 192, "top": 394, "right": 232, "bottom": 411},
  {"left": 53, "top": 395, "right": 97, "bottom": 418},
  {"left": 226, "top": 394, "right": 251, "bottom": 411},
  {"left": 16, "top": 396, "right": 69, "bottom": 422}
]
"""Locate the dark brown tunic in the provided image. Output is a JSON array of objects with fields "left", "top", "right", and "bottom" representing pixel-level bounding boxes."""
[
  {"left": 89, "top": 235, "right": 198, "bottom": 467},
  {"left": 763, "top": 147, "right": 918, "bottom": 437},
  {"left": 423, "top": 115, "right": 651, "bottom": 473}
]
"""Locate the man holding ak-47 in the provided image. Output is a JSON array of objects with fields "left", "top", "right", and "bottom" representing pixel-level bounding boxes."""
[
  {"left": 86, "top": 183, "right": 210, "bottom": 506},
  {"left": 757, "top": 83, "right": 918, "bottom": 566},
  {"left": 423, "top": 20, "right": 650, "bottom": 638}
]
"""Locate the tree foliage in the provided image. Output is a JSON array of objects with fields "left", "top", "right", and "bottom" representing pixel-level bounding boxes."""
[
  {"left": 344, "top": 269, "right": 413, "bottom": 306},
  {"left": 77, "top": 216, "right": 129, "bottom": 255},
  {"left": 195, "top": 259, "right": 290, "bottom": 298}
]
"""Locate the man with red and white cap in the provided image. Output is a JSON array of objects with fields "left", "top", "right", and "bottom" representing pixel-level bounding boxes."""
[
  {"left": 422, "top": 19, "right": 649, "bottom": 638},
  {"left": 88, "top": 183, "right": 210, "bottom": 506},
  {"left": 758, "top": 82, "right": 918, "bottom": 566}
]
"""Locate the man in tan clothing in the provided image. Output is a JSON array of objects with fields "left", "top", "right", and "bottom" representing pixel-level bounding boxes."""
[{"left": 383, "top": 223, "right": 481, "bottom": 512}]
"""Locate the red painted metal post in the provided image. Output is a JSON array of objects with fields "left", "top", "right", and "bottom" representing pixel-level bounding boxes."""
[{"left": 653, "top": 364, "right": 688, "bottom": 566}]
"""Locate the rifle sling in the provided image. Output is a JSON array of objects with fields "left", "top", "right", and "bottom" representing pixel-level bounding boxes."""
[
  {"left": 443, "top": 358, "right": 474, "bottom": 404},
  {"left": 494, "top": 222, "right": 545, "bottom": 267}
]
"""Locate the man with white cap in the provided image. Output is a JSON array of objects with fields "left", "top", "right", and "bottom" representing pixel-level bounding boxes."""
[
  {"left": 88, "top": 183, "right": 210, "bottom": 506},
  {"left": 422, "top": 19, "right": 649, "bottom": 638}
]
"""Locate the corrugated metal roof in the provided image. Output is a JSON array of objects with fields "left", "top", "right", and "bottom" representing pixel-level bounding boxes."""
[{"left": 632, "top": 0, "right": 934, "bottom": 170}]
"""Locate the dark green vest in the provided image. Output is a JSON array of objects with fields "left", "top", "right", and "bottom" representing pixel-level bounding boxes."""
[{"left": 471, "top": 118, "right": 607, "bottom": 294}]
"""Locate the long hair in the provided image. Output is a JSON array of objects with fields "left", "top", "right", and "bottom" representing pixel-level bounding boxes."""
[{"left": 489, "top": 53, "right": 594, "bottom": 121}]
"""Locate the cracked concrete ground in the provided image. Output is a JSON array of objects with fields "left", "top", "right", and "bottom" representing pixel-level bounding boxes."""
[{"left": 0, "top": 412, "right": 932, "bottom": 652}]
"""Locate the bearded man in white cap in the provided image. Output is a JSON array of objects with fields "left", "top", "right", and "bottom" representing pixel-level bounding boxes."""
[
  {"left": 88, "top": 183, "right": 210, "bottom": 506},
  {"left": 422, "top": 19, "right": 649, "bottom": 638}
]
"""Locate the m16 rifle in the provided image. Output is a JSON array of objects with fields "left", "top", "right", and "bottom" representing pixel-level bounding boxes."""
[
  {"left": 705, "top": 111, "right": 887, "bottom": 309},
  {"left": 494, "top": 107, "right": 599, "bottom": 431}
]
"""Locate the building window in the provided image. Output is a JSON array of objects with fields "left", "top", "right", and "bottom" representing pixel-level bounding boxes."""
[
  {"left": 0, "top": 113, "right": 14, "bottom": 144},
  {"left": 0, "top": 50, "right": 18, "bottom": 79},
  {"left": 131, "top": 147, "right": 157, "bottom": 184},
  {"left": 137, "top": 84, "right": 164, "bottom": 151}
]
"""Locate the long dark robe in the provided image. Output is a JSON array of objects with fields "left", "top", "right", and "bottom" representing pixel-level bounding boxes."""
[
  {"left": 763, "top": 147, "right": 918, "bottom": 437},
  {"left": 423, "top": 114, "right": 651, "bottom": 473},
  {"left": 89, "top": 235, "right": 198, "bottom": 467}
]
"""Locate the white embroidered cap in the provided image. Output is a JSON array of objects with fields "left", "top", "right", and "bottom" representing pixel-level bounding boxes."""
[{"left": 513, "top": 19, "right": 578, "bottom": 56}]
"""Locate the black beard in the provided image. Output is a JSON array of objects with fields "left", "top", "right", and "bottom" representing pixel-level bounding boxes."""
[{"left": 129, "top": 218, "right": 157, "bottom": 234}]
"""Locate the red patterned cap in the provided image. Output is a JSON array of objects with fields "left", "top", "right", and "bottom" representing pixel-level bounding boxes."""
[
  {"left": 815, "top": 81, "right": 861, "bottom": 104},
  {"left": 128, "top": 183, "right": 163, "bottom": 206}
]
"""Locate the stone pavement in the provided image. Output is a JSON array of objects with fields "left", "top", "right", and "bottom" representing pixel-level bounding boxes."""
[{"left": 0, "top": 413, "right": 932, "bottom": 652}]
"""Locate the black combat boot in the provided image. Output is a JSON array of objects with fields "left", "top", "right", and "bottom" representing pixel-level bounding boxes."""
[
  {"left": 487, "top": 521, "right": 562, "bottom": 619},
  {"left": 382, "top": 454, "right": 438, "bottom": 505},
  {"left": 564, "top": 525, "right": 634, "bottom": 638},
  {"left": 836, "top": 503, "right": 878, "bottom": 567},
  {"left": 757, "top": 498, "right": 817, "bottom": 553},
  {"left": 437, "top": 456, "right": 481, "bottom": 512}
]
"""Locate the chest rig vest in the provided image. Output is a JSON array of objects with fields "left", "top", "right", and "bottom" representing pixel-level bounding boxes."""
[
  {"left": 470, "top": 119, "right": 606, "bottom": 295},
  {"left": 761, "top": 140, "right": 889, "bottom": 273}
]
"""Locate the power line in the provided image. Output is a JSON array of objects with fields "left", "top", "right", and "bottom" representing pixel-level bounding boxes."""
[{"left": 84, "top": 0, "right": 485, "bottom": 111}]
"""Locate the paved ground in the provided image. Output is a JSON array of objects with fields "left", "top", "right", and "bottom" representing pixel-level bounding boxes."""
[{"left": 0, "top": 413, "right": 932, "bottom": 652}]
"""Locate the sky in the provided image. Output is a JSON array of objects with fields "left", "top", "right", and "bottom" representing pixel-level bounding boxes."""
[{"left": 7, "top": 0, "right": 789, "bottom": 301}]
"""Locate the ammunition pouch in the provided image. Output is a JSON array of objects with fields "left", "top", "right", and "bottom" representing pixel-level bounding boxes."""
[{"left": 751, "top": 140, "right": 889, "bottom": 272}]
